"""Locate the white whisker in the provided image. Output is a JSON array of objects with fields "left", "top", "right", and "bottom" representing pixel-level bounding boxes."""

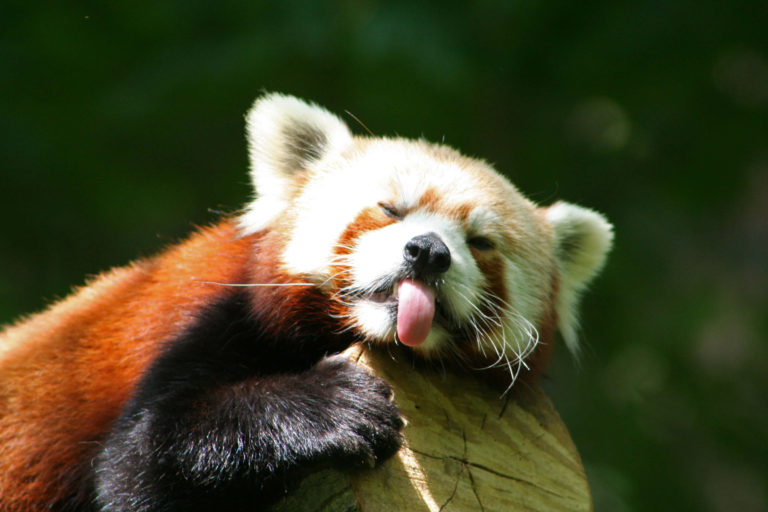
[
  {"left": 453, "top": 284, "right": 541, "bottom": 393},
  {"left": 196, "top": 280, "right": 315, "bottom": 287}
]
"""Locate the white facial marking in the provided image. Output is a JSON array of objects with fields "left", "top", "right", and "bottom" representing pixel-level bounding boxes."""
[
  {"left": 280, "top": 157, "right": 383, "bottom": 278},
  {"left": 353, "top": 300, "right": 396, "bottom": 340}
]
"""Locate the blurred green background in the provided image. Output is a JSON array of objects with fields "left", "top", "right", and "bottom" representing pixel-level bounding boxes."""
[{"left": 2, "top": 2, "right": 766, "bottom": 510}]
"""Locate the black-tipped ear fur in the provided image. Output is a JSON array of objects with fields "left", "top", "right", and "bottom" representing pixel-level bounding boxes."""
[
  {"left": 246, "top": 93, "right": 352, "bottom": 178},
  {"left": 546, "top": 202, "right": 613, "bottom": 353},
  {"left": 239, "top": 94, "right": 353, "bottom": 233}
]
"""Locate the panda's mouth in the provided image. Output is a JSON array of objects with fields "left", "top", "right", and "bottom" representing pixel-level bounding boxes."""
[
  {"left": 362, "top": 278, "right": 448, "bottom": 347},
  {"left": 367, "top": 284, "right": 398, "bottom": 304}
]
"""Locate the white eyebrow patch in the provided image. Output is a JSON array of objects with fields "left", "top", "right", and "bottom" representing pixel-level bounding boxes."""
[{"left": 467, "top": 207, "right": 504, "bottom": 234}]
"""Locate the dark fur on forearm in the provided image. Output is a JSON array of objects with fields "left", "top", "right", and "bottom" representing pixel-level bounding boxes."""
[{"left": 93, "top": 289, "right": 403, "bottom": 511}]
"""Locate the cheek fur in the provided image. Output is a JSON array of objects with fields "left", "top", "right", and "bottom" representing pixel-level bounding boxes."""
[
  {"left": 473, "top": 252, "right": 508, "bottom": 320},
  {"left": 513, "top": 272, "right": 560, "bottom": 384},
  {"left": 326, "top": 208, "right": 397, "bottom": 331},
  {"left": 248, "top": 233, "right": 347, "bottom": 338}
]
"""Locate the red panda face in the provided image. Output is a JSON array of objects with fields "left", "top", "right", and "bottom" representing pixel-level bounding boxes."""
[
  {"left": 240, "top": 94, "right": 613, "bottom": 384},
  {"left": 276, "top": 139, "right": 553, "bottom": 372}
]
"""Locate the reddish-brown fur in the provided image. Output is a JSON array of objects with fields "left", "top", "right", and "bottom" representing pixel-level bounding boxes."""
[
  {"left": 521, "top": 273, "right": 560, "bottom": 383},
  {"left": 0, "top": 220, "right": 254, "bottom": 511},
  {"left": 0, "top": 214, "right": 558, "bottom": 510},
  {"left": 246, "top": 227, "right": 351, "bottom": 340},
  {"left": 336, "top": 207, "right": 398, "bottom": 250},
  {"left": 463, "top": 272, "right": 559, "bottom": 391}
]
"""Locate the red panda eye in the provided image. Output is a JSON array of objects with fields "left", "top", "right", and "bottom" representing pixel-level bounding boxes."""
[
  {"left": 378, "top": 202, "right": 402, "bottom": 220},
  {"left": 468, "top": 236, "right": 495, "bottom": 251}
]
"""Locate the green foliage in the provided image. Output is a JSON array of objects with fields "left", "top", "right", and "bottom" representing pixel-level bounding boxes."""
[{"left": 2, "top": 2, "right": 766, "bottom": 510}]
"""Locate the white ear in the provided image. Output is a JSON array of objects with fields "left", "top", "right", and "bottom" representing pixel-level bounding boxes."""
[
  {"left": 546, "top": 201, "right": 614, "bottom": 354},
  {"left": 239, "top": 93, "right": 353, "bottom": 234}
]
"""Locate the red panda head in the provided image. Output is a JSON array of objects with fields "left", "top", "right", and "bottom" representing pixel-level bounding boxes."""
[{"left": 239, "top": 94, "right": 613, "bottom": 383}]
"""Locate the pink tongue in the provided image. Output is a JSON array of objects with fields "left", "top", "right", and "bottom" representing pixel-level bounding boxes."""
[{"left": 396, "top": 279, "right": 436, "bottom": 347}]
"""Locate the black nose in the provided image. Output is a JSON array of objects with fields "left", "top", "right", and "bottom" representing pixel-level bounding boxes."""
[{"left": 403, "top": 232, "right": 451, "bottom": 276}]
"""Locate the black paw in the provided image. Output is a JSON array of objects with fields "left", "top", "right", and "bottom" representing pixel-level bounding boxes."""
[{"left": 297, "top": 355, "right": 404, "bottom": 469}]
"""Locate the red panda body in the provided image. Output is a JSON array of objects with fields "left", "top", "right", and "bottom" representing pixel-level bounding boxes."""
[
  {"left": 0, "top": 222, "right": 251, "bottom": 509},
  {"left": 0, "top": 94, "right": 612, "bottom": 511}
]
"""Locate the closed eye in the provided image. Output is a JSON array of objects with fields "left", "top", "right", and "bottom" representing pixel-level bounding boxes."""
[
  {"left": 378, "top": 202, "right": 403, "bottom": 220},
  {"left": 467, "top": 235, "right": 495, "bottom": 251}
]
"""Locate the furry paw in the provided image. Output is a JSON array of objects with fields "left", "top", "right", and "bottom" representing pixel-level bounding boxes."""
[{"left": 292, "top": 355, "right": 404, "bottom": 469}]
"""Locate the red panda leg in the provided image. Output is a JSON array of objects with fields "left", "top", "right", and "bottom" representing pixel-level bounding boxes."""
[{"left": 92, "top": 290, "right": 403, "bottom": 511}]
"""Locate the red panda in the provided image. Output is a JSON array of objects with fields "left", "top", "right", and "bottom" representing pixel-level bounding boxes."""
[{"left": 0, "top": 94, "right": 613, "bottom": 511}]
